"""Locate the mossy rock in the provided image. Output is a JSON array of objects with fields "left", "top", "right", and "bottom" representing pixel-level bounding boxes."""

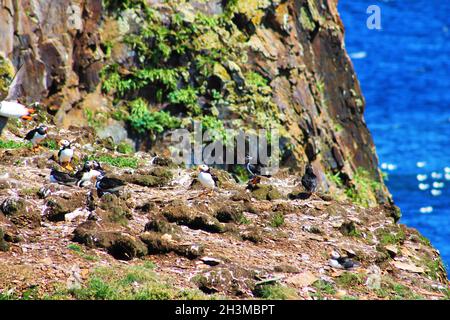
[
  {"left": 0, "top": 55, "right": 14, "bottom": 100},
  {"left": 1, "top": 198, "right": 41, "bottom": 228},
  {"left": 0, "top": 228, "right": 10, "bottom": 252},
  {"left": 97, "top": 193, "right": 132, "bottom": 225},
  {"left": 144, "top": 216, "right": 178, "bottom": 234},
  {"left": 106, "top": 234, "right": 148, "bottom": 261},
  {"left": 162, "top": 201, "right": 225, "bottom": 233},
  {"left": 251, "top": 184, "right": 282, "bottom": 201},
  {"left": 215, "top": 203, "right": 245, "bottom": 223},
  {"left": 240, "top": 227, "right": 263, "bottom": 244},
  {"left": 45, "top": 194, "right": 85, "bottom": 222},
  {"left": 129, "top": 167, "right": 173, "bottom": 187},
  {"left": 140, "top": 231, "right": 204, "bottom": 259}
]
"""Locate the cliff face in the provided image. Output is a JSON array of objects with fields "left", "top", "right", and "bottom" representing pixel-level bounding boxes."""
[{"left": 0, "top": 0, "right": 389, "bottom": 206}]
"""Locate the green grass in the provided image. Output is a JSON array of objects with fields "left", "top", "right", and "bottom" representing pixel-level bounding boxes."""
[
  {"left": 42, "top": 139, "right": 58, "bottom": 150},
  {"left": 336, "top": 272, "right": 364, "bottom": 288},
  {"left": 376, "top": 227, "right": 406, "bottom": 246},
  {"left": 116, "top": 141, "right": 134, "bottom": 154},
  {"left": 270, "top": 212, "right": 285, "bottom": 228},
  {"left": 66, "top": 265, "right": 208, "bottom": 300},
  {"left": 0, "top": 140, "right": 30, "bottom": 149},
  {"left": 67, "top": 244, "right": 99, "bottom": 261},
  {"left": 375, "top": 279, "right": 423, "bottom": 300},
  {"left": 311, "top": 280, "right": 336, "bottom": 299},
  {"left": 345, "top": 168, "right": 383, "bottom": 208},
  {"left": 254, "top": 284, "right": 298, "bottom": 300},
  {"left": 90, "top": 155, "right": 139, "bottom": 169}
]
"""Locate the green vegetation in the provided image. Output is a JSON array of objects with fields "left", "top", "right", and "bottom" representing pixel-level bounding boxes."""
[
  {"left": 311, "top": 280, "right": 336, "bottom": 299},
  {"left": 345, "top": 168, "right": 383, "bottom": 208},
  {"left": 376, "top": 227, "right": 406, "bottom": 246},
  {"left": 99, "top": 0, "right": 286, "bottom": 145},
  {"left": 375, "top": 278, "right": 423, "bottom": 300},
  {"left": 0, "top": 140, "right": 30, "bottom": 149},
  {"left": 254, "top": 284, "right": 298, "bottom": 300},
  {"left": 116, "top": 141, "right": 134, "bottom": 154},
  {"left": 270, "top": 212, "right": 285, "bottom": 228},
  {"left": 67, "top": 244, "right": 98, "bottom": 262},
  {"left": 42, "top": 139, "right": 58, "bottom": 150},
  {"left": 90, "top": 155, "right": 139, "bottom": 169},
  {"left": 336, "top": 272, "right": 364, "bottom": 288},
  {"left": 127, "top": 98, "right": 181, "bottom": 135},
  {"left": 65, "top": 265, "right": 208, "bottom": 300},
  {"left": 0, "top": 55, "right": 14, "bottom": 99}
]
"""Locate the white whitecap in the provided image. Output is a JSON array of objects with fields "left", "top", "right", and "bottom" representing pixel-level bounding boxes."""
[
  {"left": 381, "top": 163, "right": 388, "bottom": 169},
  {"left": 445, "top": 167, "right": 450, "bottom": 173},
  {"left": 431, "top": 172, "right": 443, "bottom": 179},
  {"left": 431, "top": 189, "right": 442, "bottom": 196},
  {"left": 416, "top": 174, "right": 428, "bottom": 181},
  {"left": 445, "top": 173, "right": 450, "bottom": 180},
  {"left": 349, "top": 51, "right": 367, "bottom": 59},
  {"left": 420, "top": 206, "right": 433, "bottom": 214},
  {"left": 418, "top": 183, "right": 430, "bottom": 191},
  {"left": 416, "top": 162, "right": 426, "bottom": 168},
  {"left": 432, "top": 182, "right": 445, "bottom": 189},
  {"left": 387, "top": 164, "right": 397, "bottom": 171}
]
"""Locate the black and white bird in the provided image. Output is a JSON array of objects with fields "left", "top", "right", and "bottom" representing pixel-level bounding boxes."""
[
  {"left": 329, "top": 251, "right": 360, "bottom": 270},
  {"left": 95, "top": 174, "right": 126, "bottom": 196},
  {"left": 75, "top": 160, "right": 105, "bottom": 187},
  {"left": 301, "top": 164, "right": 318, "bottom": 194},
  {"left": 0, "top": 100, "right": 35, "bottom": 135},
  {"left": 49, "top": 168, "right": 79, "bottom": 186},
  {"left": 24, "top": 124, "right": 48, "bottom": 151},
  {"left": 197, "top": 164, "right": 218, "bottom": 194},
  {"left": 58, "top": 140, "right": 75, "bottom": 171},
  {"left": 245, "top": 155, "right": 272, "bottom": 178}
]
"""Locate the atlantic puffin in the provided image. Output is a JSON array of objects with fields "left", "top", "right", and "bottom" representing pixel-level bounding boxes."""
[
  {"left": 329, "top": 251, "right": 359, "bottom": 270},
  {"left": 24, "top": 124, "right": 48, "bottom": 151},
  {"left": 197, "top": 164, "right": 218, "bottom": 194},
  {"left": 301, "top": 164, "right": 318, "bottom": 194},
  {"left": 49, "top": 168, "right": 79, "bottom": 186},
  {"left": 95, "top": 174, "right": 126, "bottom": 196},
  {"left": 0, "top": 100, "right": 35, "bottom": 135},
  {"left": 58, "top": 140, "right": 74, "bottom": 171},
  {"left": 75, "top": 160, "right": 104, "bottom": 187}
]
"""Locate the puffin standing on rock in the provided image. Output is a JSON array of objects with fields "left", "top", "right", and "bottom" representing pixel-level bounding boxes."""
[
  {"left": 301, "top": 163, "right": 318, "bottom": 194},
  {"left": 25, "top": 124, "right": 48, "bottom": 152},
  {"left": 58, "top": 140, "right": 75, "bottom": 171},
  {"left": 197, "top": 164, "right": 218, "bottom": 195}
]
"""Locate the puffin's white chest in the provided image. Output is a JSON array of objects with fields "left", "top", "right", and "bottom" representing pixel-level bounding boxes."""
[
  {"left": 31, "top": 132, "right": 46, "bottom": 145},
  {"left": 59, "top": 148, "right": 73, "bottom": 163},
  {"left": 0, "top": 101, "right": 28, "bottom": 118},
  {"left": 198, "top": 171, "right": 215, "bottom": 189},
  {"left": 81, "top": 170, "right": 102, "bottom": 183}
]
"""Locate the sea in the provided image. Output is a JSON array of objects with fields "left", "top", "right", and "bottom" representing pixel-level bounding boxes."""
[{"left": 339, "top": 0, "right": 450, "bottom": 267}]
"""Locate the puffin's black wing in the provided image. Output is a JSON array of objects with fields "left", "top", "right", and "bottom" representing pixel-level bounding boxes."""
[
  {"left": 246, "top": 163, "right": 261, "bottom": 177},
  {"left": 210, "top": 171, "right": 219, "bottom": 186},
  {"left": 50, "top": 169, "right": 78, "bottom": 184},
  {"left": 25, "top": 128, "right": 37, "bottom": 141},
  {"left": 98, "top": 177, "right": 126, "bottom": 190}
]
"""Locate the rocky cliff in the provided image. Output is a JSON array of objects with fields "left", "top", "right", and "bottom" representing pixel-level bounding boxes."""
[
  {"left": 1, "top": 0, "right": 390, "bottom": 207},
  {"left": 1, "top": 0, "right": 448, "bottom": 300}
]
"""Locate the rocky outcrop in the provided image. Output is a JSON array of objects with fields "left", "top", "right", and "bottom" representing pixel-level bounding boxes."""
[{"left": 0, "top": 0, "right": 389, "bottom": 206}]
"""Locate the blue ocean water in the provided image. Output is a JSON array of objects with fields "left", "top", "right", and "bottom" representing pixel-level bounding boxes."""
[{"left": 339, "top": 1, "right": 450, "bottom": 266}]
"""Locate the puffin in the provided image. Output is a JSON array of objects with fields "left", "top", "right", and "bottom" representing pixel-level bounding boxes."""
[
  {"left": 75, "top": 160, "right": 104, "bottom": 187},
  {"left": 197, "top": 164, "right": 218, "bottom": 194},
  {"left": 49, "top": 168, "right": 79, "bottom": 186},
  {"left": 0, "top": 100, "right": 35, "bottom": 135},
  {"left": 24, "top": 124, "right": 48, "bottom": 151},
  {"left": 95, "top": 174, "right": 126, "bottom": 196},
  {"left": 58, "top": 140, "right": 75, "bottom": 171},
  {"left": 301, "top": 164, "right": 318, "bottom": 194},
  {"left": 329, "top": 251, "right": 360, "bottom": 270},
  {"left": 245, "top": 155, "right": 271, "bottom": 178}
]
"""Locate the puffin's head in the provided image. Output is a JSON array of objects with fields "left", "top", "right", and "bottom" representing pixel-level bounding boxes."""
[
  {"left": 83, "top": 160, "right": 94, "bottom": 171},
  {"left": 198, "top": 164, "right": 210, "bottom": 173},
  {"left": 37, "top": 125, "right": 48, "bottom": 135},
  {"left": 59, "top": 139, "right": 73, "bottom": 149}
]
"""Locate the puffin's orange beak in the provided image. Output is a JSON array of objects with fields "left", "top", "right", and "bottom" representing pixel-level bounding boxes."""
[
  {"left": 21, "top": 115, "right": 32, "bottom": 121},
  {"left": 27, "top": 108, "right": 35, "bottom": 114}
]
